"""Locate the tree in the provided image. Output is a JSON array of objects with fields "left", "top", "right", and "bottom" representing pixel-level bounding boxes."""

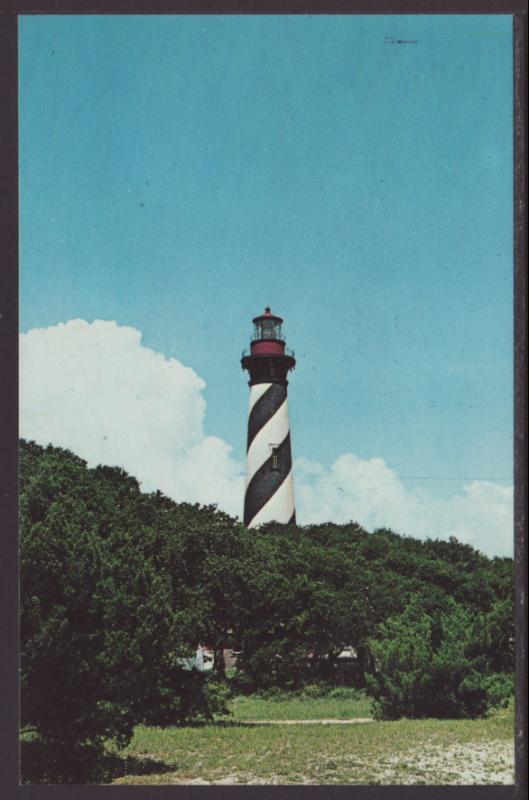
[
  {"left": 232, "top": 524, "right": 373, "bottom": 689},
  {"left": 20, "top": 437, "right": 515, "bottom": 777},
  {"left": 20, "top": 441, "right": 228, "bottom": 781}
]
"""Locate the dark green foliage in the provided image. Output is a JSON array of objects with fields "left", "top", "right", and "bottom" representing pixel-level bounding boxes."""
[
  {"left": 233, "top": 523, "right": 372, "bottom": 690},
  {"left": 231, "top": 525, "right": 513, "bottom": 694},
  {"left": 365, "top": 598, "right": 514, "bottom": 720},
  {"left": 20, "top": 440, "right": 233, "bottom": 781},
  {"left": 20, "top": 438, "right": 515, "bottom": 782}
]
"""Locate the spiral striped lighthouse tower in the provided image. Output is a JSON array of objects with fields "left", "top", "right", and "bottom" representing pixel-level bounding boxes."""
[{"left": 241, "top": 308, "right": 296, "bottom": 528}]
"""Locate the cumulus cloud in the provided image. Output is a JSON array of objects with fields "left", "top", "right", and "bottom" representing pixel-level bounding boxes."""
[
  {"left": 20, "top": 319, "right": 244, "bottom": 515},
  {"left": 20, "top": 320, "right": 513, "bottom": 557},
  {"left": 294, "top": 455, "right": 513, "bottom": 558}
]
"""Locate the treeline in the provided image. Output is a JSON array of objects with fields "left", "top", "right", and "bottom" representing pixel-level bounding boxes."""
[{"left": 20, "top": 439, "right": 514, "bottom": 779}]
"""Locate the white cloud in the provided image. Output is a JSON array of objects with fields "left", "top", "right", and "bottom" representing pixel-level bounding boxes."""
[
  {"left": 20, "top": 319, "right": 244, "bottom": 515},
  {"left": 20, "top": 320, "right": 513, "bottom": 557},
  {"left": 294, "top": 455, "right": 513, "bottom": 558}
]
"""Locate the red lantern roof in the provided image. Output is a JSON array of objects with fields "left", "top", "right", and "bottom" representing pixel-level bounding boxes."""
[{"left": 252, "top": 306, "right": 283, "bottom": 325}]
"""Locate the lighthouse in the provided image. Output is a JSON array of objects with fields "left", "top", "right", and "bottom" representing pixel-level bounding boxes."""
[{"left": 241, "top": 307, "right": 296, "bottom": 528}]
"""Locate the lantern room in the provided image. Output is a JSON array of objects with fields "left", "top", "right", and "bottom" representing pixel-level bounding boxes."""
[{"left": 252, "top": 307, "right": 284, "bottom": 342}]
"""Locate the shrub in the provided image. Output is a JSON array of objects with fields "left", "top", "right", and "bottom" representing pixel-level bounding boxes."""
[
  {"left": 482, "top": 672, "right": 514, "bottom": 710},
  {"left": 201, "top": 680, "right": 232, "bottom": 718},
  {"left": 365, "top": 599, "right": 512, "bottom": 720}
]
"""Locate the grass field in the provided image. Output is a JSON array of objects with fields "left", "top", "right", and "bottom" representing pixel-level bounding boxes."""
[
  {"left": 109, "top": 695, "right": 515, "bottom": 785},
  {"left": 224, "top": 689, "right": 373, "bottom": 721}
]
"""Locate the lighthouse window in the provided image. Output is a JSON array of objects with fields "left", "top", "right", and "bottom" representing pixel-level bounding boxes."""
[
  {"left": 261, "top": 319, "right": 276, "bottom": 338},
  {"left": 271, "top": 447, "right": 280, "bottom": 471},
  {"left": 252, "top": 319, "right": 285, "bottom": 341}
]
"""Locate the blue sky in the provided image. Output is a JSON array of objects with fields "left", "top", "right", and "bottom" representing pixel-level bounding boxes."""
[{"left": 19, "top": 15, "right": 513, "bottom": 538}]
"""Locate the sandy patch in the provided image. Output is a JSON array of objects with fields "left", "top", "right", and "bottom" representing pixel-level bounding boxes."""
[
  {"left": 347, "top": 740, "right": 515, "bottom": 785},
  {"left": 161, "top": 739, "right": 514, "bottom": 785}
]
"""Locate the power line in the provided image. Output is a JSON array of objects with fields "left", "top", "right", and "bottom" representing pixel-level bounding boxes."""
[
  {"left": 399, "top": 476, "right": 511, "bottom": 481},
  {"left": 296, "top": 474, "right": 511, "bottom": 483}
]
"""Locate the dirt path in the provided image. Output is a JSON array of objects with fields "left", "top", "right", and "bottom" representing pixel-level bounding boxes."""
[{"left": 242, "top": 718, "right": 373, "bottom": 725}]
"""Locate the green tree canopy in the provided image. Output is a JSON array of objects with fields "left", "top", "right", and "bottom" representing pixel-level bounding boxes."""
[{"left": 20, "top": 437, "right": 514, "bottom": 779}]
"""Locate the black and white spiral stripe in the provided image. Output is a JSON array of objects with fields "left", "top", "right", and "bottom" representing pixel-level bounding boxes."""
[{"left": 244, "top": 382, "right": 295, "bottom": 528}]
